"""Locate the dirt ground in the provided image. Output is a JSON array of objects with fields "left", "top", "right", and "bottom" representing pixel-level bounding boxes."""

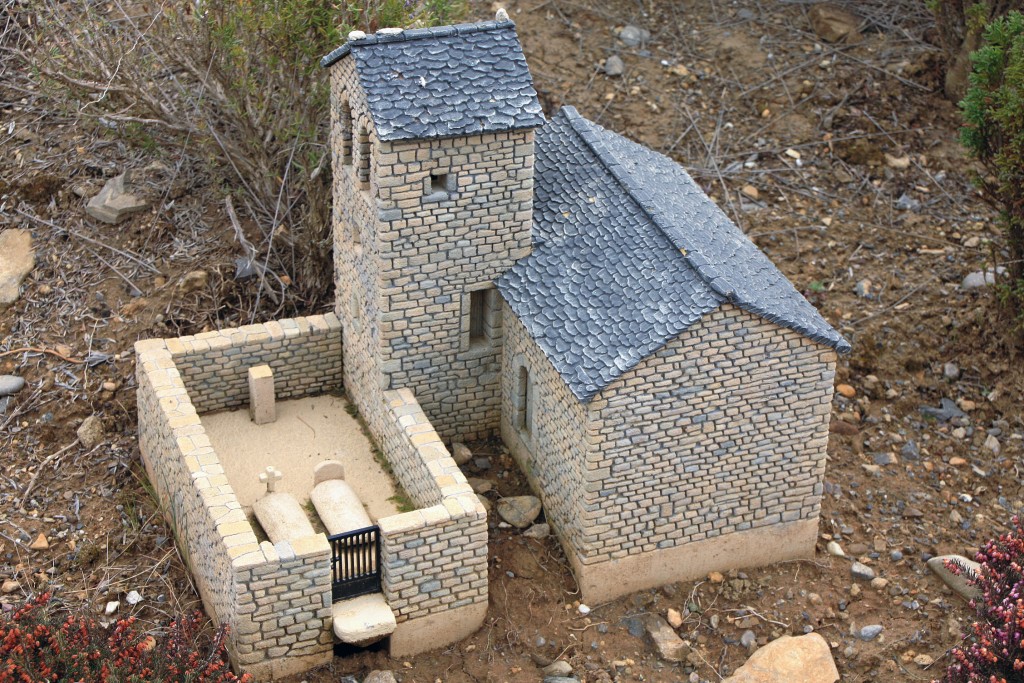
[{"left": 1, "top": 0, "right": 1022, "bottom": 681}]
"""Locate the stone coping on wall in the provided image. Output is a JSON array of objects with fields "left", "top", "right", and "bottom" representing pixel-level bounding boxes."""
[{"left": 375, "top": 389, "right": 488, "bottom": 625}]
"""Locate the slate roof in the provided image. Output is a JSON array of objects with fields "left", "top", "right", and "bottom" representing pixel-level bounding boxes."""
[
  {"left": 497, "top": 107, "right": 850, "bottom": 403},
  {"left": 320, "top": 21, "right": 544, "bottom": 141}
]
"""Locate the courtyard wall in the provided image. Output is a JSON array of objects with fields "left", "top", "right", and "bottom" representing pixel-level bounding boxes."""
[{"left": 134, "top": 314, "right": 343, "bottom": 679}]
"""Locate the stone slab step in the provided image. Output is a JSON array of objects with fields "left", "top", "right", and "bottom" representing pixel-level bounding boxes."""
[
  {"left": 311, "top": 479, "right": 372, "bottom": 536},
  {"left": 332, "top": 593, "right": 396, "bottom": 646}
]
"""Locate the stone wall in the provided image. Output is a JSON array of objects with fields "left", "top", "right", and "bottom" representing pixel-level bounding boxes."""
[
  {"left": 501, "top": 302, "right": 836, "bottom": 601},
  {"left": 500, "top": 304, "right": 591, "bottom": 558},
  {"left": 373, "top": 389, "right": 488, "bottom": 623},
  {"left": 168, "top": 314, "right": 342, "bottom": 414},
  {"left": 584, "top": 303, "right": 835, "bottom": 562},
  {"left": 134, "top": 316, "right": 343, "bottom": 679},
  {"left": 330, "top": 54, "right": 534, "bottom": 443}
]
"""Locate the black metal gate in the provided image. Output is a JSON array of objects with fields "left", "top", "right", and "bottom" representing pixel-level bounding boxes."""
[{"left": 328, "top": 525, "right": 381, "bottom": 602}]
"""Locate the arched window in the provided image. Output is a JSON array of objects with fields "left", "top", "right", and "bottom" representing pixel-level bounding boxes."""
[
  {"left": 339, "top": 99, "right": 352, "bottom": 165},
  {"left": 355, "top": 122, "right": 371, "bottom": 188}
]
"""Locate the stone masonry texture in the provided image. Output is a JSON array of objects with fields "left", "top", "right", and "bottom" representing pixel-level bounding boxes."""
[
  {"left": 135, "top": 315, "right": 342, "bottom": 678},
  {"left": 503, "top": 302, "right": 835, "bottom": 574},
  {"left": 330, "top": 52, "right": 535, "bottom": 443}
]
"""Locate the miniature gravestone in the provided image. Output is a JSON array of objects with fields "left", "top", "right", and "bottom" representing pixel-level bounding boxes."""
[{"left": 248, "top": 365, "right": 275, "bottom": 425}]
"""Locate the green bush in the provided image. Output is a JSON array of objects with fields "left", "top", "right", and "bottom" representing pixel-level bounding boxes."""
[
  {"left": 928, "top": 1, "right": 1024, "bottom": 100},
  {"left": 959, "top": 10, "right": 1024, "bottom": 335}
]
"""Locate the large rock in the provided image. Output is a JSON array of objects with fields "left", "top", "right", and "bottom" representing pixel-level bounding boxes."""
[
  {"left": 0, "top": 229, "right": 34, "bottom": 308},
  {"left": 808, "top": 4, "right": 862, "bottom": 44},
  {"left": 496, "top": 495, "right": 541, "bottom": 528},
  {"left": 927, "top": 555, "right": 982, "bottom": 602},
  {"left": 363, "top": 671, "right": 397, "bottom": 683},
  {"left": 723, "top": 633, "right": 839, "bottom": 683},
  {"left": 85, "top": 173, "right": 151, "bottom": 224},
  {"left": 643, "top": 615, "right": 687, "bottom": 662}
]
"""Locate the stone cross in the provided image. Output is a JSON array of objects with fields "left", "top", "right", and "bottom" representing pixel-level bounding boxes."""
[{"left": 259, "top": 466, "right": 283, "bottom": 494}]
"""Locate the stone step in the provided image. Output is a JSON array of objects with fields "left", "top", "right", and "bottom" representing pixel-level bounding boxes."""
[{"left": 332, "top": 593, "right": 397, "bottom": 647}]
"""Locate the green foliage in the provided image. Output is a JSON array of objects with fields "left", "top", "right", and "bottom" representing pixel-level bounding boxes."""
[{"left": 960, "top": 10, "right": 1024, "bottom": 333}]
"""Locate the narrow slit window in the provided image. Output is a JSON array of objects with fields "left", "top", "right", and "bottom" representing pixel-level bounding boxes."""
[
  {"left": 517, "top": 366, "right": 531, "bottom": 435},
  {"left": 469, "top": 289, "right": 487, "bottom": 345}
]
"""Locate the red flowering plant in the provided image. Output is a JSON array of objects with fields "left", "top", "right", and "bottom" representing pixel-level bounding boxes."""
[
  {"left": 0, "top": 593, "right": 252, "bottom": 682},
  {"left": 940, "top": 516, "right": 1024, "bottom": 683}
]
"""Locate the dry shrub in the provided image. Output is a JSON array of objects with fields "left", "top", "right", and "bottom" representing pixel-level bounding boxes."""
[{"left": 15, "top": 0, "right": 464, "bottom": 315}]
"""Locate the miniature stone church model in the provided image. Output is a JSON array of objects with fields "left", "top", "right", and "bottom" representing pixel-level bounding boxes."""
[
  {"left": 322, "top": 12, "right": 848, "bottom": 600},
  {"left": 135, "top": 11, "right": 849, "bottom": 679}
]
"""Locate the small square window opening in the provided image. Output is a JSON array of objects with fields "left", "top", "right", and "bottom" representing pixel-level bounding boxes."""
[{"left": 430, "top": 172, "right": 449, "bottom": 195}]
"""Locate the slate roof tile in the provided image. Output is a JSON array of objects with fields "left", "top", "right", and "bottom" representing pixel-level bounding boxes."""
[
  {"left": 321, "top": 20, "right": 544, "bottom": 141},
  {"left": 497, "top": 107, "right": 849, "bottom": 403}
]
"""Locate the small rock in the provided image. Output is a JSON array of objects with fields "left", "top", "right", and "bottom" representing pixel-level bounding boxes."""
[
  {"left": 125, "top": 590, "right": 142, "bottom": 606},
  {"left": 577, "top": 604, "right": 591, "bottom": 616},
  {"left": 86, "top": 173, "right": 152, "bottom": 224},
  {"left": 873, "top": 452, "right": 897, "bottom": 466},
  {"left": 826, "top": 541, "right": 845, "bottom": 557},
  {"left": 475, "top": 494, "right": 491, "bottom": 514},
  {"left": 859, "top": 624, "right": 883, "bottom": 641},
  {"left": 473, "top": 457, "right": 491, "bottom": 470},
  {"left": 1, "top": 580, "right": 18, "bottom": 594},
  {"left": 870, "top": 577, "right": 889, "bottom": 590},
  {"left": 496, "top": 496, "right": 541, "bottom": 528},
  {"left": 920, "top": 398, "right": 965, "bottom": 422},
  {"left": 363, "top": 673, "right": 397, "bottom": 683},
  {"left": 667, "top": 608, "right": 683, "bottom": 628},
  {"left": 949, "top": 456, "right": 968, "bottom": 467},
  {"left": 740, "top": 630, "right": 757, "bottom": 649},
  {"left": 836, "top": 384, "right": 856, "bottom": 398},
  {"left": 0, "top": 375, "right": 26, "bottom": 397},
  {"left": 617, "top": 25, "right": 650, "bottom": 47},
  {"left": 523, "top": 523, "right": 550, "bottom": 539},
  {"left": 643, "top": 615, "right": 688, "bottom": 662},
  {"left": 943, "top": 362, "right": 961, "bottom": 380},
  {"left": 77, "top": 415, "right": 105, "bottom": 449},
  {"left": 181, "top": 270, "right": 209, "bottom": 292},
  {"left": 0, "top": 229, "right": 35, "bottom": 308},
  {"left": 850, "top": 562, "right": 875, "bottom": 581},
  {"left": 913, "top": 654, "right": 934, "bottom": 667},
  {"left": 101, "top": 380, "right": 118, "bottom": 392},
  {"left": 451, "top": 441, "right": 472, "bottom": 465},
  {"left": 853, "top": 279, "right": 872, "bottom": 298},
  {"left": 808, "top": 4, "right": 863, "bottom": 43},
  {"left": 895, "top": 192, "right": 921, "bottom": 211},
  {"left": 541, "top": 661, "right": 573, "bottom": 677},
  {"left": 708, "top": 571, "right": 725, "bottom": 583},
  {"left": 963, "top": 235, "right": 981, "bottom": 248},
  {"left": 903, "top": 507, "right": 924, "bottom": 518},
  {"left": 104, "top": 600, "right": 120, "bottom": 616},
  {"left": 927, "top": 555, "right": 981, "bottom": 601},
  {"left": 604, "top": 55, "right": 625, "bottom": 77},
  {"left": 961, "top": 269, "right": 1004, "bottom": 290},
  {"left": 884, "top": 153, "right": 911, "bottom": 169},
  {"left": 740, "top": 185, "right": 759, "bottom": 201},
  {"left": 467, "top": 477, "right": 492, "bottom": 494},
  {"left": 900, "top": 441, "right": 920, "bottom": 461},
  {"left": 984, "top": 434, "right": 1000, "bottom": 455},
  {"left": 29, "top": 533, "right": 49, "bottom": 551}
]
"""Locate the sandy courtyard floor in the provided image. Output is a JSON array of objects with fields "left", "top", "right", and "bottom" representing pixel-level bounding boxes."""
[{"left": 201, "top": 394, "right": 401, "bottom": 523}]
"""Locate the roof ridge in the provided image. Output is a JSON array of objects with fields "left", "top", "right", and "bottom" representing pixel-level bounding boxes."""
[
  {"left": 320, "top": 19, "right": 515, "bottom": 68},
  {"left": 557, "top": 107, "right": 851, "bottom": 354},
  {"left": 558, "top": 107, "right": 737, "bottom": 303}
]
